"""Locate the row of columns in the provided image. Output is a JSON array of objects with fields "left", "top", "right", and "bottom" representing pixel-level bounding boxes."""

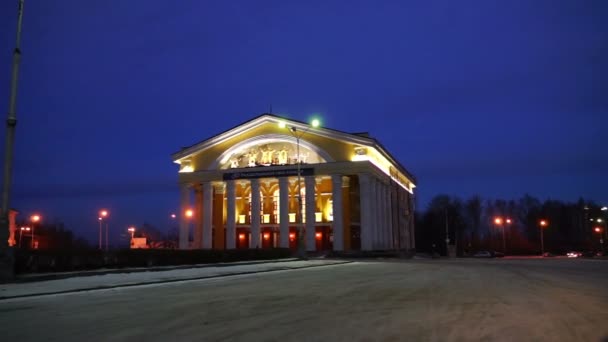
[
  {"left": 359, "top": 173, "right": 394, "bottom": 251},
  {"left": 179, "top": 174, "right": 347, "bottom": 251}
]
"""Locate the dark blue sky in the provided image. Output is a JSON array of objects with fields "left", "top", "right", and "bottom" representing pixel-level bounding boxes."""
[{"left": 1, "top": 0, "right": 606, "bottom": 244}]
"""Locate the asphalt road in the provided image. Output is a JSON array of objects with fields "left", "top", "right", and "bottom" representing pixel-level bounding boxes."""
[{"left": 1, "top": 258, "right": 607, "bottom": 341}]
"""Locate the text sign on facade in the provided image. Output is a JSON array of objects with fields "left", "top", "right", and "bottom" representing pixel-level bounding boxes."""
[{"left": 222, "top": 167, "right": 314, "bottom": 180}]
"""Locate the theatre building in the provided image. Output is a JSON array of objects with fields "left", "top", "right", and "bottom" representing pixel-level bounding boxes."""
[{"left": 172, "top": 114, "right": 416, "bottom": 252}]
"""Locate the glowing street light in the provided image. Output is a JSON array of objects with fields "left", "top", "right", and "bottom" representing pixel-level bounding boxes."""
[
  {"left": 601, "top": 207, "right": 607, "bottom": 211},
  {"left": 170, "top": 213, "right": 176, "bottom": 219},
  {"left": 19, "top": 226, "right": 30, "bottom": 248},
  {"left": 185, "top": 209, "right": 193, "bottom": 218},
  {"left": 539, "top": 219, "right": 548, "bottom": 255},
  {"left": 127, "top": 226, "right": 136, "bottom": 244},
  {"left": 278, "top": 116, "right": 322, "bottom": 258},
  {"left": 594, "top": 227, "right": 602, "bottom": 233},
  {"left": 493, "top": 216, "right": 511, "bottom": 255},
  {"left": 98, "top": 210, "right": 109, "bottom": 251},
  {"left": 29, "top": 214, "right": 41, "bottom": 249}
]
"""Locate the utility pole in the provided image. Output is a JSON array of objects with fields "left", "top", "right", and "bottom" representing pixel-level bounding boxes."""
[
  {"left": 0, "top": 0, "right": 25, "bottom": 280},
  {"left": 445, "top": 208, "right": 450, "bottom": 257}
]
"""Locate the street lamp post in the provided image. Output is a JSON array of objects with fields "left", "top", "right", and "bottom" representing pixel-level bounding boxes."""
[
  {"left": 30, "top": 214, "right": 40, "bottom": 249},
  {"left": 493, "top": 217, "right": 510, "bottom": 255},
  {"left": 539, "top": 219, "right": 548, "bottom": 255},
  {"left": 279, "top": 118, "right": 320, "bottom": 258},
  {"left": 128, "top": 227, "right": 136, "bottom": 248},
  {"left": 99, "top": 210, "right": 108, "bottom": 251},
  {"left": 593, "top": 227, "right": 603, "bottom": 251},
  {"left": 0, "top": 1, "right": 25, "bottom": 279},
  {"left": 18, "top": 226, "right": 29, "bottom": 248}
]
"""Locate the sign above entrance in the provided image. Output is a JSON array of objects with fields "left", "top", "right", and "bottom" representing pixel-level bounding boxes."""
[{"left": 222, "top": 167, "right": 314, "bottom": 180}]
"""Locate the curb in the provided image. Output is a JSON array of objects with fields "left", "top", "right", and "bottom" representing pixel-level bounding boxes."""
[
  {"left": 11, "top": 258, "right": 300, "bottom": 284},
  {"left": 0, "top": 260, "right": 352, "bottom": 301}
]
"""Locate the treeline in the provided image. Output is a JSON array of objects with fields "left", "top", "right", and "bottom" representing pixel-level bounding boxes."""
[{"left": 415, "top": 194, "right": 606, "bottom": 256}]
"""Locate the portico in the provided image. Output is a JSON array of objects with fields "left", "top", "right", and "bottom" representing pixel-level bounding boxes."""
[{"left": 172, "top": 114, "right": 416, "bottom": 252}]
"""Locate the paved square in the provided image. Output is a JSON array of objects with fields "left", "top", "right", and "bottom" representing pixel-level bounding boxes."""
[{"left": 1, "top": 258, "right": 607, "bottom": 341}]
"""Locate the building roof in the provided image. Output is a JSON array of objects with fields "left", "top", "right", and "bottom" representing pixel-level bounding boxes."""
[{"left": 172, "top": 113, "right": 417, "bottom": 184}]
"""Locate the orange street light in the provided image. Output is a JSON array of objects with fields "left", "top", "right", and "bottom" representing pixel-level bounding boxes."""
[
  {"left": 185, "top": 209, "right": 194, "bottom": 218},
  {"left": 539, "top": 219, "right": 549, "bottom": 256},
  {"left": 19, "top": 226, "right": 30, "bottom": 248},
  {"left": 128, "top": 226, "right": 136, "bottom": 242},
  {"left": 493, "top": 217, "right": 507, "bottom": 255},
  {"left": 98, "top": 209, "right": 109, "bottom": 251},
  {"left": 30, "top": 214, "right": 41, "bottom": 249}
]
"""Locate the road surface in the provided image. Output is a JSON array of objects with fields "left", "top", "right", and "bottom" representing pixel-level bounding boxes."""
[{"left": 1, "top": 258, "right": 607, "bottom": 341}]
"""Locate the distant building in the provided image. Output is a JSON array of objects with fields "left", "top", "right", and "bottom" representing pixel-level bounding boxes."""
[
  {"left": 130, "top": 237, "right": 149, "bottom": 249},
  {"left": 172, "top": 114, "right": 417, "bottom": 252},
  {"left": 7, "top": 209, "right": 18, "bottom": 247}
]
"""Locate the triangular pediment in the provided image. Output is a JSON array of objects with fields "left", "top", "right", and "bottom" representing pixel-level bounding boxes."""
[{"left": 172, "top": 114, "right": 374, "bottom": 163}]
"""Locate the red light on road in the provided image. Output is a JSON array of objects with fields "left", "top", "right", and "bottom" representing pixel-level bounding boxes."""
[
  {"left": 315, "top": 232, "right": 322, "bottom": 239},
  {"left": 238, "top": 234, "right": 245, "bottom": 240},
  {"left": 263, "top": 233, "right": 270, "bottom": 240},
  {"left": 594, "top": 227, "right": 602, "bottom": 233},
  {"left": 289, "top": 233, "right": 296, "bottom": 241}
]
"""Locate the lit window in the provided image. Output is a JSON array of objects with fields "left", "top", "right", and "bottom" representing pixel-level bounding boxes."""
[
  {"left": 289, "top": 213, "right": 296, "bottom": 223},
  {"left": 328, "top": 199, "right": 333, "bottom": 221},
  {"left": 315, "top": 212, "right": 322, "bottom": 222},
  {"left": 263, "top": 214, "right": 270, "bottom": 224},
  {"left": 238, "top": 215, "right": 246, "bottom": 224}
]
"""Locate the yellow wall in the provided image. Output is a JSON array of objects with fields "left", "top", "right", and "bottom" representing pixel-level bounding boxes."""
[{"left": 189, "top": 122, "right": 357, "bottom": 171}]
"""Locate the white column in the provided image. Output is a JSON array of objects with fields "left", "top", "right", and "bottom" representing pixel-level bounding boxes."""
[
  {"left": 382, "top": 182, "right": 389, "bottom": 249},
  {"left": 250, "top": 179, "right": 261, "bottom": 248},
  {"left": 376, "top": 178, "right": 384, "bottom": 249},
  {"left": 305, "top": 176, "right": 316, "bottom": 252},
  {"left": 370, "top": 177, "right": 379, "bottom": 250},
  {"left": 226, "top": 180, "right": 236, "bottom": 249},
  {"left": 359, "top": 174, "right": 373, "bottom": 251},
  {"left": 279, "top": 177, "right": 289, "bottom": 248},
  {"left": 202, "top": 182, "right": 213, "bottom": 249},
  {"left": 331, "top": 174, "right": 344, "bottom": 251},
  {"left": 179, "top": 184, "right": 190, "bottom": 249},
  {"left": 386, "top": 183, "right": 394, "bottom": 249},
  {"left": 377, "top": 179, "right": 384, "bottom": 249}
]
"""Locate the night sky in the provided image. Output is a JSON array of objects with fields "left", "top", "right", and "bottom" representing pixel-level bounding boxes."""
[{"left": 0, "top": 0, "right": 606, "bottom": 244}]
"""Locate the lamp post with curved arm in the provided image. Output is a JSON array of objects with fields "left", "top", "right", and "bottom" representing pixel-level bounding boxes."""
[{"left": 279, "top": 118, "right": 320, "bottom": 258}]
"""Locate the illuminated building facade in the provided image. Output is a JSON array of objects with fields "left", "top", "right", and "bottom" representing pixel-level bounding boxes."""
[{"left": 172, "top": 114, "right": 416, "bottom": 252}]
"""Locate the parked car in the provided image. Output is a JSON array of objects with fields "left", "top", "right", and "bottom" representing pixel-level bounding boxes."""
[
  {"left": 566, "top": 251, "right": 582, "bottom": 258},
  {"left": 473, "top": 251, "right": 492, "bottom": 258},
  {"left": 542, "top": 252, "right": 555, "bottom": 257},
  {"left": 492, "top": 251, "right": 505, "bottom": 258}
]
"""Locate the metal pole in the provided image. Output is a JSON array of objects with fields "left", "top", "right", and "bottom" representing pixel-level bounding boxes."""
[
  {"left": 296, "top": 135, "right": 305, "bottom": 258},
  {"left": 0, "top": 0, "right": 25, "bottom": 277},
  {"left": 445, "top": 209, "right": 449, "bottom": 256},
  {"left": 105, "top": 222, "right": 109, "bottom": 251},
  {"left": 502, "top": 225, "right": 506, "bottom": 255},
  {"left": 540, "top": 225, "right": 544, "bottom": 255},
  {"left": 99, "top": 219, "right": 102, "bottom": 249},
  {"left": 31, "top": 222, "right": 34, "bottom": 249}
]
